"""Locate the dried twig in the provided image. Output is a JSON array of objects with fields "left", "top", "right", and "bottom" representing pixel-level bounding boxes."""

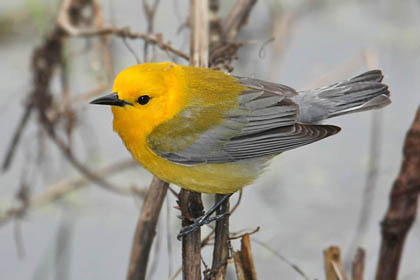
[
  {"left": 375, "top": 105, "right": 420, "bottom": 280},
  {"left": 142, "top": 0, "right": 161, "bottom": 62},
  {"left": 251, "top": 237, "right": 309, "bottom": 280},
  {"left": 324, "top": 246, "right": 348, "bottom": 280},
  {"left": 230, "top": 227, "right": 260, "bottom": 240},
  {"left": 209, "top": 0, "right": 257, "bottom": 70},
  {"left": 230, "top": 189, "right": 243, "bottom": 214},
  {"left": 2, "top": 103, "right": 33, "bottom": 171},
  {"left": 127, "top": 177, "right": 169, "bottom": 280},
  {"left": 233, "top": 234, "right": 257, "bottom": 280},
  {"left": 81, "top": 28, "right": 188, "bottom": 60},
  {"left": 57, "top": 3, "right": 189, "bottom": 62},
  {"left": 352, "top": 248, "right": 365, "bottom": 280}
]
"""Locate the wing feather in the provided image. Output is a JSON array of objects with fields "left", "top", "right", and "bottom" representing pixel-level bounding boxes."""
[{"left": 148, "top": 76, "right": 340, "bottom": 165}]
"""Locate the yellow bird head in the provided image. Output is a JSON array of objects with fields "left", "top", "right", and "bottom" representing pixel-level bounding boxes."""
[{"left": 90, "top": 62, "right": 187, "bottom": 137}]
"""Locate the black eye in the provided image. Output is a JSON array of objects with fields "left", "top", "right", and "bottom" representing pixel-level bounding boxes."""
[{"left": 137, "top": 95, "right": 150, "bottom": 105}]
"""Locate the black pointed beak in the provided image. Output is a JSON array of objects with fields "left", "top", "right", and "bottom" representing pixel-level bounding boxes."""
[{"left": 90, "top": 93, "right": 133, "bottom": 107}]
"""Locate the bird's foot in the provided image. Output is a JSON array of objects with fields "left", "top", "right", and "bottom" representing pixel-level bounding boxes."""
[{"left": 177, "top": 212, "right": 229, "bottom": 239}]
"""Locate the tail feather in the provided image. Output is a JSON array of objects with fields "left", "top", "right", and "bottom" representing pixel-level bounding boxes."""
[
  {"left": 293, "top": 70, "right": 391, "bottom": 123},
  {"left": 347, "top": 69, "right": 384, "bottom": 83}
]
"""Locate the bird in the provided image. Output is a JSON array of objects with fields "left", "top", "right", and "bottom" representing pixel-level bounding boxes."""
[{"left": 91, "top": 62, "right": 390, "bottom": 235}]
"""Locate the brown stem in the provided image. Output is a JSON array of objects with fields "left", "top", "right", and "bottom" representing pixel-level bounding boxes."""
[
  {"left": 127, "top": 177, "right": 168, "bottom": 280},
  {"left": 209, "top": 195, "right": 230, "bottom": 280},
  {"left": 375, "top": 105, "right": 420, "bottom": 280},
  {"left": 352, "top": 248, "right": 365, "bottom": 280},
  {"left": 2, "top": 102, "right": 33, "bottom": 171},
  {"left": 57, "top": 3, "right": 189, "bottom": 62},
  {"left": 175, "top": 1, "right": 210, "bottom": 279},
  {"left": 233, "top": 234, "right": 257, "bottom": 280},
  {"left": 179, "top": 190, "right": 204, "bottom": 280}
]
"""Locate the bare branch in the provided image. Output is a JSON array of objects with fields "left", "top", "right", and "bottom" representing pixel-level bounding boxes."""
[
  {"left": 209, "top": 194, "right": 230, "bottom": 279},
  {"left": 127, "top": 177, "right": 169, "bottom": 280},
  {"left": 179, "top": 190, "right": 204, "bottom": 280},
  {"left": 2, "top": 103, "right": 33, "bottom": 171},
  {"left": 142, "top": 0, "right": 161, "bottom": 62},
  {"left": 209, "top": 0, "right": 256, "bottom": 71},
  {"left": 169, "top": 226, "right": 219, "bottom": 280},
  {"left": 375, "top": 105, "right": 420, "bottom": 280},
  {"left": 58, "top": 10, "right": 188, "bottom": 61},
  {"left": 352, "top": 248, "right": 365, "bottom": 280}
]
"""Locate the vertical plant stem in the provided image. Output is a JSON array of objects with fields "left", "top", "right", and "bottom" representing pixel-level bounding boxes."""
[
  {"left": 179, "top": 190, "right": 204, "bottom": 280},
  {"left": 352, "top": 248, "right": 365, "bottom": 280},
  {"left": 375, "top": 106, "right": 420, "bottom": 280},
  {"left": 210, "top": 194, "right": 230, "bottom": 279},
  {"left": 179, "top": 1, "right": 209, "bottom": 279},
  {"left": 190, "top": 0, "right": 209, "bottom": 68},
  {"left": 233, "top": 234, "right": 257, "bottom": 280},
  {"left": 127, "top": 177, "right": 168, "bottom": 280}
]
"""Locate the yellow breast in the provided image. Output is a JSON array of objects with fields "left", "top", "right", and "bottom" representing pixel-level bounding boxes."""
[{"left": 128, "top": 141, "right": 259, "bottom": 194}]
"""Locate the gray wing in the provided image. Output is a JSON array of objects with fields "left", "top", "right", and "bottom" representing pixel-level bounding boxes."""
[{"left": 149, "top": 77, "right": 341, "bottom": 165}]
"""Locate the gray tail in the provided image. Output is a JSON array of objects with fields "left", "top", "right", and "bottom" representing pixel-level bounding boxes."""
[{"left": 294, "top": 70, "right": 391, "bottom": 123}]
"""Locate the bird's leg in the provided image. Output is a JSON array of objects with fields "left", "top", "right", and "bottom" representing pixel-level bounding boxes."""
[{"left": 177, "top": 193, "right": 232, "bottom": 239}]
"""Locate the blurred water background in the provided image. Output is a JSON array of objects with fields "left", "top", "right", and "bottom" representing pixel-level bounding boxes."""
[{"left": 1, "top": 0, "right": 420, "bottom": 279}]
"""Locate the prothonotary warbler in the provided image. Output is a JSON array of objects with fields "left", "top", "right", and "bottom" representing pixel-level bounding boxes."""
[{"left": 91, "top": 62, "right": 391, "bottom": 195}]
